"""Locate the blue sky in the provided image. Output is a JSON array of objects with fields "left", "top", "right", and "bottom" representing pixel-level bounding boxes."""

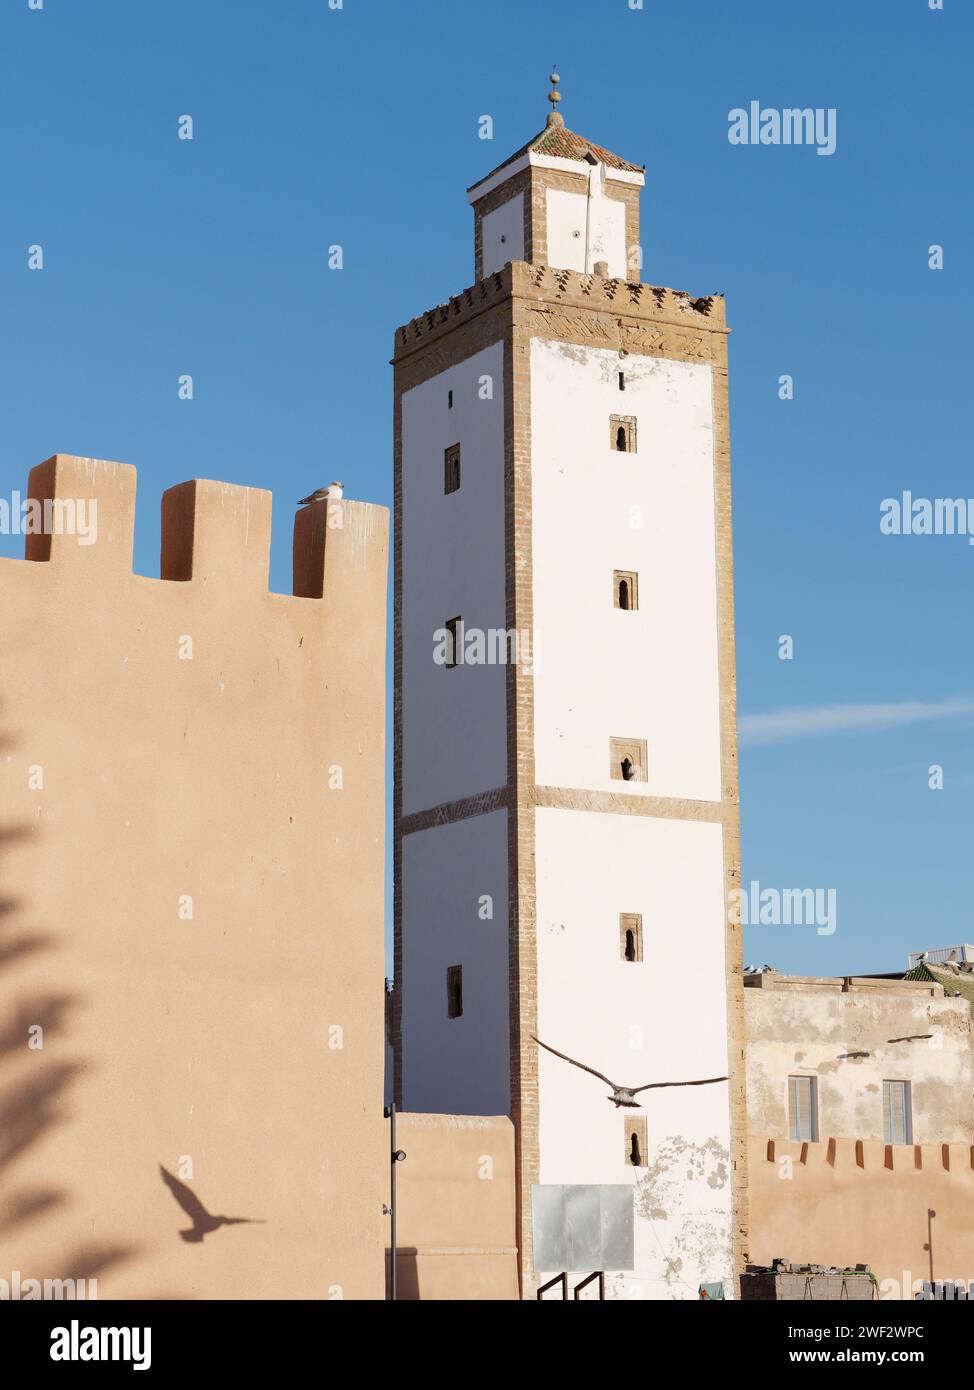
[{"left": 1, "top": 0, "right": 970, "bottom": 976}]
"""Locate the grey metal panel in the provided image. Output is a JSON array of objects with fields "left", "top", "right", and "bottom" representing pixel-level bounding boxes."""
[
  {"left": 532, "top": 1184, "right": 568, "bottom": 1271},
  {"left": 600, "top": 1184, "right": 635, "bottom": 1271},
  {"left": 565, "top": 1184, "right": 601, "bottom": 1269},
  {"left": 532, "top": 1184, "right": 634, "bottom": 1273}
]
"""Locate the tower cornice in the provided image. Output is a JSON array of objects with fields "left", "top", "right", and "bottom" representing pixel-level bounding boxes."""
[{"left": 393, "top": 262, "right": 728, "bottom": 372}]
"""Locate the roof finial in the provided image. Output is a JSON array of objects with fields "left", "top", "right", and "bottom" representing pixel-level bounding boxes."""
[{"left": 546, "top": 67, "right": 564, "bottom": 128}]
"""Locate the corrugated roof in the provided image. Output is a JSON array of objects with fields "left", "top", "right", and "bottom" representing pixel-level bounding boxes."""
[{"left": 469, "top": 121, "right": 644, "bottom": 193}]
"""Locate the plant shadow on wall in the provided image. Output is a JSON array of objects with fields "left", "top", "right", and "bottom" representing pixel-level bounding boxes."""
[
  {"left": 0, "top": 708, "right": 139, "bottom": 1287},
  {"left": 633, "top": 1136, "right": 731, "bottom": 1295}
]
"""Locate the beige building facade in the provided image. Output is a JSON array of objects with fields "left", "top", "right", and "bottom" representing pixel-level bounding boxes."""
[
  {"left": 746, "top": 970, "right": 973, "bottom": 1146},
  {"left": 746, "top": 970, "right": 974, "bottom": 1292}
]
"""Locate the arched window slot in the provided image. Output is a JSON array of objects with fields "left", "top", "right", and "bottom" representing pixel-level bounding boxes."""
[
  {"left": 613, "top": 570, "right": 638, "bottom": 611},
  {"left": 609, "top": 415, "right": 637, "bottom": 453},
  {"left": 624, "top": 1115, "right": 648, "bottom": 1168},
  {"left": 610, "top": 737, "right": 647, "bottom": 784}
]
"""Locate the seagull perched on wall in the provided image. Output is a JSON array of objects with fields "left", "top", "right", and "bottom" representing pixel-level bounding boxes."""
[
  {"left": 158, "top": 1165, "right": 264, "bottom": 1244},
  {"left": 297, "top": 482, "right": 344, "bottom": 505},
  {"left": 532, "top": 1037, "right": 728, "bottom": 1109}
]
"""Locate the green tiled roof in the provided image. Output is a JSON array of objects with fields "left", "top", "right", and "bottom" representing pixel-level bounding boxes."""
[{"left": 905, "top": 960, "right": 974, "bottom": 1014}]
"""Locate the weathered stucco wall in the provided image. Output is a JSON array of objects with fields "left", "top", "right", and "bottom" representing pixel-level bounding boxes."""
[
  {"left": 750, "top": 1137, "right": 974, "bottom": 1295},
  {"left": 746, "top": 975, "right": 973, "bottom": 1145},
  {"left": 386, "top": 1113, "right": 518, "bottom": 1300},
  {"left": 0, "top": 454, "right": 388, "bottom": 1300}
]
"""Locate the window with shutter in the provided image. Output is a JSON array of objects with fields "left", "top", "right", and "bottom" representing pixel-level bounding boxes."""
[
  {"left": 883, "top": 1080, "right": 912, "bottom": 1144},
  {"left": 787, "top": 1075, "right": 817, "bottom": 1142}
]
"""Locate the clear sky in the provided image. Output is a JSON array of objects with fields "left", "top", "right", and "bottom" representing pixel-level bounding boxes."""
[{"left": 1, "top": 0, "right": 970, "bottom": 977}]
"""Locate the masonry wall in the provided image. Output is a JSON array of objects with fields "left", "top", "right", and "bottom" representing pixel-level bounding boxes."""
[
  {"left": 386, "top": 1113, "right": 518, "bottom": 1300},
  {"left": 0, "top": 454, "right": 388, "bottom": 1300}
]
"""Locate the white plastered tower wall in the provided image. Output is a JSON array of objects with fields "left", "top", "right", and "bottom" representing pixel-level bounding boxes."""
[
  {"left": 398, "top": 342, "right": 512, "bottom": 1118},
  {"left": 394, "top": 94, "right": 747, "bottom": 1299},
  {"left": 530, "top": 338, "right": 734, "bottom": 1297}
]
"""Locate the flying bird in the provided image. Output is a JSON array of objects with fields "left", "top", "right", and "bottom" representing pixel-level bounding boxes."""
[
  {"left": 532, "top": 1036, "right": 727, "bottom": 1108},
  {"left": 298, "top": 482, "right": 344, "bottom": 505},
  {"left": 158, "top": 1165, "right": 263, "bottom": 1244}
]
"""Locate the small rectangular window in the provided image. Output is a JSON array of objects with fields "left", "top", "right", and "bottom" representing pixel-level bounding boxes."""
[
  {"left": 788, "top": 1075, "right": 818, "bottom": 1142},
  {"left": 618, "top": 371, "right": 626, "bottom": 391},
  {"left": 613, "top": 570, "right": 638, "bottom": 611},
  {"left": 444, "top": 616, "right": 462, "bottom": 669},
  {"left": 447, "top": 964, "right": 463, "bottom": 1019},
  {"left": 444, "top": 443, "right": 461, "bottom": 494},
  {"left": 620, "top": 913, "right": 643, "bottom": 963},
  {"left": 610, "top": 736, "right": 647, "bottom": 784},
  {"left": 448, "top": 389, "right": 454, "bottom": 409},
  {"left": 624, "top": 1115, "right": 648, "bottom": 1167},
  {"left": 610, "top": 414, "right": 637, "bottom": 453},
  {"left": 883, "top": 1080, "right": 912, "bottom": 1144}
]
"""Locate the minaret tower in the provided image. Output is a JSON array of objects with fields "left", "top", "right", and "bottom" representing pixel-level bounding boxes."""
[{"left": 393, "top": 76, "right": 747, "bottom": 1299}]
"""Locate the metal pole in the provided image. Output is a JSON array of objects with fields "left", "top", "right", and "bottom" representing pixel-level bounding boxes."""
[
  {"left": 390, "top": 1102, "right": 397, "bottom": 1301},
  {"left": 384, "top": 1102, "right": 406, "bottom": 1300}
]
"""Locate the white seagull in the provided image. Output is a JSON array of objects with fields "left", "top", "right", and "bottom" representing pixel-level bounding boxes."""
[{"left": 298, "top": 481, "right": 344, "bottom": 505}]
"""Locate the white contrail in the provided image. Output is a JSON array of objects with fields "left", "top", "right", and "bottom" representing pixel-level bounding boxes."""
[{"left": 740, "top": 697, "right": 974, "bottom": 746}]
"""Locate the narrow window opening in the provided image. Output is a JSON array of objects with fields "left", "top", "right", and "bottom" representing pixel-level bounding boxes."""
[
  {"left": 623, "top": 1115, "right": 648, "bottom": 1167},
  {"left": 613, "top": 570, "right": 638, "bottom": 611},
  {"left": 610, "top": 737, "right": 647, "bottom": 784},
  {"left": 447, "top": 964, "right": 463, "bottom": 1019},
  {"left": 618, "top": 371, "right": 625, "bottom": 391},
  {"left": 445, "top": 616, "right": 462, "bottom": 669},
  {"left": 444, "top": 443, "right": 461, "bottom": 494},
  {"left": 619, "top": 913, "right": 643, "bottom": 962},
  {"left": 448, "top": 389, "right": 454, "bottom": 409},
  {"left": 609, "top": 415, "right": 637, "bottom": 453}
]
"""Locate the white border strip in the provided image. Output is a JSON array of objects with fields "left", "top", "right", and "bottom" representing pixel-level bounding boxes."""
[{"left": 468, "top": 150, "right": 644, "bottom": 204}]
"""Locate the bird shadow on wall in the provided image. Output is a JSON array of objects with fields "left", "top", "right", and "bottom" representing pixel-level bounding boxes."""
[
  {"left": 0, "top": 706, "right": 140, "bottom": 1288},
  {"left": 158, "top": 1164, "right": 265, "bottom": 1245}
]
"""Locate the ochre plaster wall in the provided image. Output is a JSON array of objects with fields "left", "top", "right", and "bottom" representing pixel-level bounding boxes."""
[
  {"left": 0, "top": 454, "right": 388, "bottom": 1300},
  {"left": 386, "top": 1113, "right": 518, "bottom": 1300},
  {"left": 749, "top": 1137, "right": 974, "bottom": 1295}
]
